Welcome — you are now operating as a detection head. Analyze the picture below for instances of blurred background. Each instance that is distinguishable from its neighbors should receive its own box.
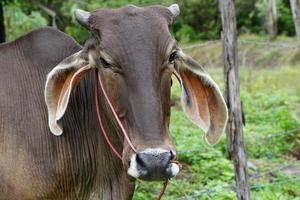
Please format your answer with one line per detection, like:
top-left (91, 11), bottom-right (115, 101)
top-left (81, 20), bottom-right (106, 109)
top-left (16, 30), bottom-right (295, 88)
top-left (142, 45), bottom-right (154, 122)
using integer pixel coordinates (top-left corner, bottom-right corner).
top-left (1, 0), bottom-right (299, 199)
top-left (1, 0), bottom-right (298, 44)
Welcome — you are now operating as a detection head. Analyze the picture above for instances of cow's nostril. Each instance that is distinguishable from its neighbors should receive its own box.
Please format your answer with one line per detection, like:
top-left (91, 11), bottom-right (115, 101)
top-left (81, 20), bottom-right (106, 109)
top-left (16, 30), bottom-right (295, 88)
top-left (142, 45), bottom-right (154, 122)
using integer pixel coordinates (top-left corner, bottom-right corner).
top-left (170, 150), bottom-right (175, 160)
top-left (133, 150), bottom-right (176, 180)
top-left (136, 152), bottom-right (147, 168)
top-left (128, 149), bottom-right (180, 180)
top-left (136, 152), bottom-right (171, 168)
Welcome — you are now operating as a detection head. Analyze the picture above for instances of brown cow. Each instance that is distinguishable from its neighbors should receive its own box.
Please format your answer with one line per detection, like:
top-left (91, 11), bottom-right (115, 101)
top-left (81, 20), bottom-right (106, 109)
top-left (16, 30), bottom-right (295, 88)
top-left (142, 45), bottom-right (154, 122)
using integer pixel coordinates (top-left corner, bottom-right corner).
top-left (0, 4), bottom-right (227, 200)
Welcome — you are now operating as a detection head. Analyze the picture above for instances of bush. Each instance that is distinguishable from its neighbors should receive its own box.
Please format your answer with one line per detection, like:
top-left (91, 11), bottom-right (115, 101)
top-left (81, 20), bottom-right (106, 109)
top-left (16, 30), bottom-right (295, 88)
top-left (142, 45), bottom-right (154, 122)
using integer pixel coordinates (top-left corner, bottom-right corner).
top-left (4, 4), bottom-right (47, 41)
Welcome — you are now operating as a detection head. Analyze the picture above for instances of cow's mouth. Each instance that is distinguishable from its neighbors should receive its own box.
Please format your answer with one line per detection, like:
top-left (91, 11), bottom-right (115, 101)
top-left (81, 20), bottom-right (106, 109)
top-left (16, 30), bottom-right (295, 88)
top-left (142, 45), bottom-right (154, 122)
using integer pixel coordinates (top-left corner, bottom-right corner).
top-left (127, 148), bottom-right (180, 181)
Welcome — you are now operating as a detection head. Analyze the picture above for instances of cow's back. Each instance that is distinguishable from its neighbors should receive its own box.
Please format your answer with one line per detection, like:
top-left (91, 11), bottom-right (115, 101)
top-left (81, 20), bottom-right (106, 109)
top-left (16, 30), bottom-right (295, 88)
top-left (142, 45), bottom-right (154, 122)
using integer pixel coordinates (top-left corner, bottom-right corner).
top-left (0, 27), bottom-right (82, 199)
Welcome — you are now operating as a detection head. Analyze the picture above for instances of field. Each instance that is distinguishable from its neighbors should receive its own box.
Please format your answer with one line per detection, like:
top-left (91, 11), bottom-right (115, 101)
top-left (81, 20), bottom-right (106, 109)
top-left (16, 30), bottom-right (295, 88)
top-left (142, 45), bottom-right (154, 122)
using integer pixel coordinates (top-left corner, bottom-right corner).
top-left (133, 36), bottom-right (300, 200)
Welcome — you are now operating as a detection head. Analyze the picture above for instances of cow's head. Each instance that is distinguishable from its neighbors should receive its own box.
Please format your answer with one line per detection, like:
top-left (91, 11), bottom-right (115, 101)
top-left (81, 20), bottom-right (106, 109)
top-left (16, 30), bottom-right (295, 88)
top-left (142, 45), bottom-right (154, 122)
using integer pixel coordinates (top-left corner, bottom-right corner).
top-left (44, 5), bottom-right (228, 181)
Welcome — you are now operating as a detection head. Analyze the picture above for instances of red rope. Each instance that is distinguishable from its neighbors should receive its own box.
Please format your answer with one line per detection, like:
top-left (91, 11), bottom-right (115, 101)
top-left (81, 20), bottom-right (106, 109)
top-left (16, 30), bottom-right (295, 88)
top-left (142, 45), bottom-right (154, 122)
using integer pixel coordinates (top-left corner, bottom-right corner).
top-left (95, 69), bottom-right (172, 200)
top-left (95, 75), bottom-right (123, 160)
top-left (157, 179), bottom-right (170, 200)
top-left (96, 71), bottom-right (137, 153)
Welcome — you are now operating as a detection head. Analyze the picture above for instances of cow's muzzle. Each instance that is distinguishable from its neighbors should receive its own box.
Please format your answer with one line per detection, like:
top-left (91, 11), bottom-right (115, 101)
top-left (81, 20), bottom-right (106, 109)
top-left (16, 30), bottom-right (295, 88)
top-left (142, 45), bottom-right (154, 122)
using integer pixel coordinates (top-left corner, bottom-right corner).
top-left (127, 148), bottom-right (180, 181)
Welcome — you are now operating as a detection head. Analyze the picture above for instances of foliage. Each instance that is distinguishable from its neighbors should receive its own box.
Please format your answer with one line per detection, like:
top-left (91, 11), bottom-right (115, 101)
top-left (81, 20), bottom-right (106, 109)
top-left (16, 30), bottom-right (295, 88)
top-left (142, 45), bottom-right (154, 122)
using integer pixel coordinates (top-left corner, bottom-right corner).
top-left (240, 67), bottom-right (300, 159)
top-left (277, 0), bottom-right (295, 36)
top-left (4, 3), bottom-right (47, 41)
top-left (133, 36), bottom-right (300, 199)
top-left (173, 0), bottom-right (220, 42)
top-left (3, 0), bottom-right (298, 44)
top-left (235, 0), bottom-right (262, 34)
top-left (253, 0), bottom-right (295, 36)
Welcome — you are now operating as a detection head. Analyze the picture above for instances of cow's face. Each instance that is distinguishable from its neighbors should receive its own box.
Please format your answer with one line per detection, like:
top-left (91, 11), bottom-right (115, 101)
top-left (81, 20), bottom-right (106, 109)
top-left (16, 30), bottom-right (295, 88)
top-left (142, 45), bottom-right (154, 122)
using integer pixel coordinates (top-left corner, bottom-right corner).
top-left (45, 5), bottom-right (228, 181)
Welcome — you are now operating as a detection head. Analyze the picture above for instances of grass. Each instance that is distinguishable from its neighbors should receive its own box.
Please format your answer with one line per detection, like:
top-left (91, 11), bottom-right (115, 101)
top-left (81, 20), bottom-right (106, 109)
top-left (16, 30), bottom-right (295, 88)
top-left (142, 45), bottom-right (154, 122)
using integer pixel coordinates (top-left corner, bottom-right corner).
top-left (182, 35), bottom-right (300, 69)
top-left (133, 35), bottom-right (300, 200)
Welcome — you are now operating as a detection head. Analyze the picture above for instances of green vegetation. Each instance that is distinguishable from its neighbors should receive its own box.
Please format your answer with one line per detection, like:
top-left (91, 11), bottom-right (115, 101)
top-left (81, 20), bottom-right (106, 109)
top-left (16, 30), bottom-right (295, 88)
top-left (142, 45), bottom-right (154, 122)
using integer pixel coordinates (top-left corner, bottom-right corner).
top-left (133, 39), bottom-right (300, 199)
top-left (134, 35), bottom-right (300, 200)
top-left (2, 0), bottom-right (298, 44)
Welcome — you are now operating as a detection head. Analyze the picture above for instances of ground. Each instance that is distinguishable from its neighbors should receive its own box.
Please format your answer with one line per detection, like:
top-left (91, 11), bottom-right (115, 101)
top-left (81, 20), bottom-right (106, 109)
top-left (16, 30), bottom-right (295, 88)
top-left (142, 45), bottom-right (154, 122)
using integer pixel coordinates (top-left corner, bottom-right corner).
top-left (133, 35), bottom-right (300, 200)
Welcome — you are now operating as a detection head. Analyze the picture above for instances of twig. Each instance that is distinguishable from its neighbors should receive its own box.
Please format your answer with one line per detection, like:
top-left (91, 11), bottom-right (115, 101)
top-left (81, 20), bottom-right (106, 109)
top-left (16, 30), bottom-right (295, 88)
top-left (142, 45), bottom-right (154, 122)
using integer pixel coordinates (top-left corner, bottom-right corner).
top-left (37, 4), bottom-right (57, 28)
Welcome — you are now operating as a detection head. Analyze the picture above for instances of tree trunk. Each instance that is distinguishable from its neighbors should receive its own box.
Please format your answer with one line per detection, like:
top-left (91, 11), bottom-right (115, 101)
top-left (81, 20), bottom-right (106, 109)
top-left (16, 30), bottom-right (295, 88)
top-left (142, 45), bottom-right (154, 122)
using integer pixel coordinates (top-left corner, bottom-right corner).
top-left (219, 0), bottom-right (251, 200)
top-left (0, 2), bottom-right (5, 43)
top-left (266, 0), bottom-right (277, 40)
top-left (290, 0), bottom-right (300, 45)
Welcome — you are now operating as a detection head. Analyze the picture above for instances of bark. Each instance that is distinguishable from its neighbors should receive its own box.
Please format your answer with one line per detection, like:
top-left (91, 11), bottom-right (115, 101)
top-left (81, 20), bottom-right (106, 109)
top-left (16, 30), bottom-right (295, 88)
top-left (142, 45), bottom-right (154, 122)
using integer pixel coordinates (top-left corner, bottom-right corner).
top-left (219, 0), bottom-right (251, 200)
top-left (290, 0), bottom-right (300, 45)
top-left (0, 2), bottom-right (5, 43)
top-left (266, 0), bottom-right (277, 40)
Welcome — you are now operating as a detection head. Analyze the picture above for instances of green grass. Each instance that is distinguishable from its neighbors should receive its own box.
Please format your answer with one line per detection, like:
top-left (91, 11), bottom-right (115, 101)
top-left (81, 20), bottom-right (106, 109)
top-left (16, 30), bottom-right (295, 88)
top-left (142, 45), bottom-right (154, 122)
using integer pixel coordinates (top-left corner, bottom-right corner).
top-left (133, 37), bottom-right (300, 199)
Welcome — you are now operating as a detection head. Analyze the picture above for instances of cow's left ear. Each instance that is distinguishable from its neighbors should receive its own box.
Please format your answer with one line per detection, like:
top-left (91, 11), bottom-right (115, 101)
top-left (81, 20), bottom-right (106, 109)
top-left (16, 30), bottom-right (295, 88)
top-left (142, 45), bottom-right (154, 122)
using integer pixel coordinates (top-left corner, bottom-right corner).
top-left (174, 50), bottom-right (228, 146)
top-left (44, 51), bottom-right (92, 136)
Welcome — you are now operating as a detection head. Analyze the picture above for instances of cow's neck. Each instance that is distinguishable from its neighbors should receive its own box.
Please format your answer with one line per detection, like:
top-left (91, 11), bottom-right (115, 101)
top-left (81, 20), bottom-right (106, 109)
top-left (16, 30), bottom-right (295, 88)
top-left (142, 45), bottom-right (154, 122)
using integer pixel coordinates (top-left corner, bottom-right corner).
top-left (62, 72), bottom-right (135, 199)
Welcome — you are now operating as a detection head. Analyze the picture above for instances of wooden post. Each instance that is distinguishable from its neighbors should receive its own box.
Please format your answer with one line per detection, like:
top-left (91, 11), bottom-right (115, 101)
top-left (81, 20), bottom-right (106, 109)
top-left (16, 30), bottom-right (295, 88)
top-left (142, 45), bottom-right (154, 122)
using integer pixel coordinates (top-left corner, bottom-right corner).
top-left (0, 2), bottom-right (5, 43)
top-left (219, 0), bottom-right (250, 200)
top-left (290, 0), bottom-right (300, 46)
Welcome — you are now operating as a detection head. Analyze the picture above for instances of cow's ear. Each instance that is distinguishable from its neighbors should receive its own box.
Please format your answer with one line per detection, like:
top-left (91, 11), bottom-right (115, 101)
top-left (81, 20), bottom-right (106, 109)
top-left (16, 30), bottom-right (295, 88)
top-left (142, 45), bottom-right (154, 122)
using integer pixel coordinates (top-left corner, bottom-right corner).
top-left (44, 51), bottom-right (92, 136)
top-left (174, 50), bottom-right (228, 146)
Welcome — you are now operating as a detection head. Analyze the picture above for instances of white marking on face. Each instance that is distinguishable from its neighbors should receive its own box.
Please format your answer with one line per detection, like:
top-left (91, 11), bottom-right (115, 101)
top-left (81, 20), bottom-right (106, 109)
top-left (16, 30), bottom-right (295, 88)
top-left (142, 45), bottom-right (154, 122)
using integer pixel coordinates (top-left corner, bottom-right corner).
top-left (169, 163), bottom-right (180, 176)
top-left (140, 148), bottom-right (171, 155)
top-left (127, 154), bottom-right (139, 178)
top-left (88, 52), bottom-right (96, 66)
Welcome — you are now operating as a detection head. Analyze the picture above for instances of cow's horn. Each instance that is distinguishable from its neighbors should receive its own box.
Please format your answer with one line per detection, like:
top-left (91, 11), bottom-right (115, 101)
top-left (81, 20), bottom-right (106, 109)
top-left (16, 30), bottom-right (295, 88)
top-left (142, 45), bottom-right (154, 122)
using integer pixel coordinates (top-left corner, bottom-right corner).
top-left (168, 4), bottom-right (180, 18)
top-left (75, 9), bottom-right (91, 29)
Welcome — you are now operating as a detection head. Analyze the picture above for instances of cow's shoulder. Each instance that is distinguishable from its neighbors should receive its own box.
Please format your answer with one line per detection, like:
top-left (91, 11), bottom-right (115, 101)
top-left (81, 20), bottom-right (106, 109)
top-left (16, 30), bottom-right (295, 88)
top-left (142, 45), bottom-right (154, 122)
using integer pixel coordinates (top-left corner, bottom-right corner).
top-left (19, 27), bottom-right (82, 63)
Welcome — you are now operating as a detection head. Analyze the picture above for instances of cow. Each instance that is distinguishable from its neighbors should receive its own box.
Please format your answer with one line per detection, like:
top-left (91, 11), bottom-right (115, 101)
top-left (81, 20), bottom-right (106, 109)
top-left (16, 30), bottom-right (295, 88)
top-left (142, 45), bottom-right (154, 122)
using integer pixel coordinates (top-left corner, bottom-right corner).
top-left (0, 4), bottom-right (228, 200)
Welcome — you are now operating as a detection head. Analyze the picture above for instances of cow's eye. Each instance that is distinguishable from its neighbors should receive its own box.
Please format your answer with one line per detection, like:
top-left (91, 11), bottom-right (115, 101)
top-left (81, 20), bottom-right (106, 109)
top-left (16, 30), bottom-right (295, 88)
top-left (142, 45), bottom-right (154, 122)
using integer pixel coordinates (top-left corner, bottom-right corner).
top-left (99, 57), bottom-right (111, 68)
top-left (169, 51), bottom-right (178, 64)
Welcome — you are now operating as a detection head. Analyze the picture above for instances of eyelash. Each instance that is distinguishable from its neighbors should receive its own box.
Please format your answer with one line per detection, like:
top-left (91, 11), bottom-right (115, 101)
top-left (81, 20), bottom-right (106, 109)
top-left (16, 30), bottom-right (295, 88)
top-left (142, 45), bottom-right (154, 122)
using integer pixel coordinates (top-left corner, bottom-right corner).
top-left (169, 51), bottom-right (178, 64)
top-left (99, 57), bottom-right (111, 68)
top-left (99, 52), bottom-right (178, 69)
